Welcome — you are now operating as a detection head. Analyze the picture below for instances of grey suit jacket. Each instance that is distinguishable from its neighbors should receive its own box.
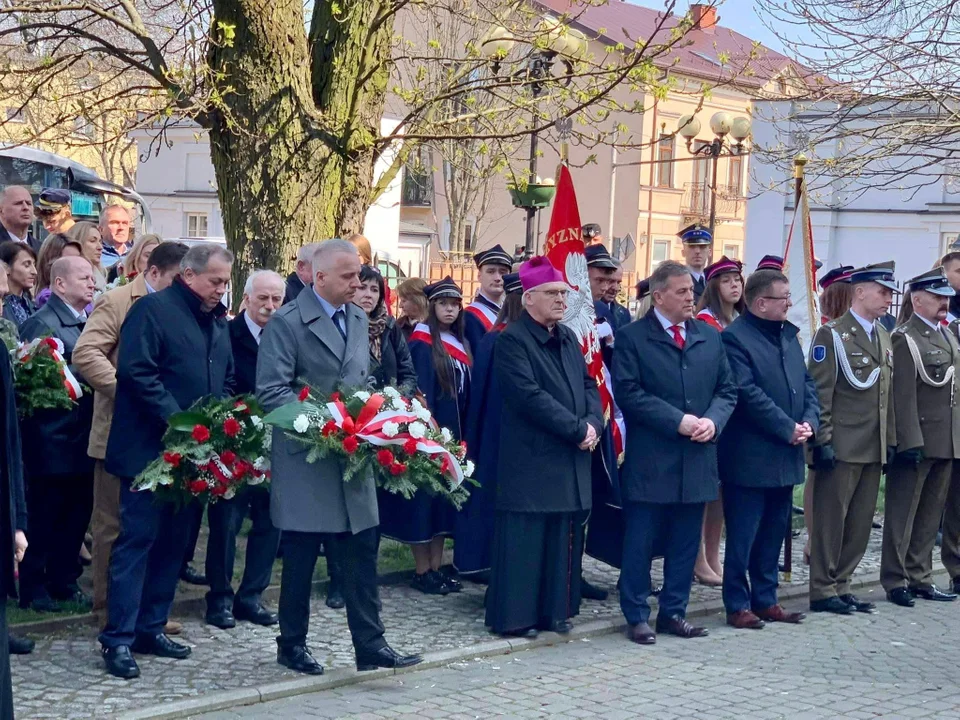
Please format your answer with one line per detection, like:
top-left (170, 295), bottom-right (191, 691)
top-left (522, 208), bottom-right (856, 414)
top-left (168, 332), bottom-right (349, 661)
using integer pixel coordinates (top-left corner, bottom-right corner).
top-left (257, 288), bottom-right (378, 534)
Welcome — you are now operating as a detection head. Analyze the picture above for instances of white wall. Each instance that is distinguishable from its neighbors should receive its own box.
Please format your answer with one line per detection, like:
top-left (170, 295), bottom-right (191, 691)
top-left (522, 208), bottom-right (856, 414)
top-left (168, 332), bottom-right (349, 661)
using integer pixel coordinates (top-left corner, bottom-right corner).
top-left (747, 100), bottom-right (960, 284)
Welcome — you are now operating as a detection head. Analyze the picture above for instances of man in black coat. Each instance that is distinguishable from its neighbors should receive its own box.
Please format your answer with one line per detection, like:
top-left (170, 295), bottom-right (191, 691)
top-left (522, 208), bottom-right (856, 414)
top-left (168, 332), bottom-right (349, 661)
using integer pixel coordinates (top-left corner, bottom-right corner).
top-left (614, 260), bottom-right (736, 645)
top-left (283, 243), bottom-right (320, 305)
top-left (99, 243), bottom-right (235, 680)
top-left (485, 257), bottom-right (603, 638)
top-left (205, 270), bottom-right (285, 630)
top-left (718, 269), bottom-right (819, 630)
top-left (18, 256), bottom-right (96, 612)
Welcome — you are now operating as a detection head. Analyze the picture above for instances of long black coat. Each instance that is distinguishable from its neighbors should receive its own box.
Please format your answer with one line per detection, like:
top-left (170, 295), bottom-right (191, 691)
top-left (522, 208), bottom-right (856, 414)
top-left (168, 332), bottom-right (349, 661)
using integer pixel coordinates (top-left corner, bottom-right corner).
top-left (106, 278), bottom-right (235, 479)
top-left (718, 311), bottom-right (820, 488)
top-left (613, 309), bottom-right (737, 504)
top-left (283, 272), bottom-right (305, 306)
top-left (0, 345), bottom-right (26, 597)
top-left (494, 311), bottom-right (603, 514)
top-left (228, 311), bottom-right (259, 395)
top-left (19, 294), bottom-right (94, 476)
top-left (368, 317), bottom-right (416, 395)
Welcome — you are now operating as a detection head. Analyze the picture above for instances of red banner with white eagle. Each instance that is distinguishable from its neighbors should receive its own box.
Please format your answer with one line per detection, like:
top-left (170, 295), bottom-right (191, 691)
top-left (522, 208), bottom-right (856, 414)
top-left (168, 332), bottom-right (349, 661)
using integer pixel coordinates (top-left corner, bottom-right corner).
top-left (542, 164), bottom-right (623, 463)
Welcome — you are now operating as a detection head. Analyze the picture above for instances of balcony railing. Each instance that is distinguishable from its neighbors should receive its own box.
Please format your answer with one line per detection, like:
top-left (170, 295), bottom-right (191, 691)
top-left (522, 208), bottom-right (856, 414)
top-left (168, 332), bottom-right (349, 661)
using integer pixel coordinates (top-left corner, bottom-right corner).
top-left (401, 171), bottom-right (433, 207)
top-left (681, 182), bottom-right (744, 218)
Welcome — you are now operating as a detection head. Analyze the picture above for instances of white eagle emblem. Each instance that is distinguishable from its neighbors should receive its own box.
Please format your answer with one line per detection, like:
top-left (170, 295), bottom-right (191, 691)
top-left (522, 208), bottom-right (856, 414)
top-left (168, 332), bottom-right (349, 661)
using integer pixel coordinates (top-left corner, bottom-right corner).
top-left (562, 250), bottom-right (601, 365)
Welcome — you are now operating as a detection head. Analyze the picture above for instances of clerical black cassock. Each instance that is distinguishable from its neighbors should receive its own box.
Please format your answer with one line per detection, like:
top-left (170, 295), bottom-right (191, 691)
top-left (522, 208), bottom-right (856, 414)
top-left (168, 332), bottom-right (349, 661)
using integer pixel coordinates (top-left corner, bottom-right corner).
top-left (486, 307), bottom-right (602, 635)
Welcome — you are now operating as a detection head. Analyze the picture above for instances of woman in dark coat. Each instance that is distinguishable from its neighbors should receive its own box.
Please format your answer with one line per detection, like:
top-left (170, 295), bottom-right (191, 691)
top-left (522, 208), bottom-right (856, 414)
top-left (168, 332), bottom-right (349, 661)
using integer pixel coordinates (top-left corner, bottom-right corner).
top-left (456, 273), bottom-right (523, 582)
top-left (0, 241), bottom-right (37, 328)
top-left (354, 265), bottom-right (417, 395)
top-left (383, 276), bottom-right (470, 595)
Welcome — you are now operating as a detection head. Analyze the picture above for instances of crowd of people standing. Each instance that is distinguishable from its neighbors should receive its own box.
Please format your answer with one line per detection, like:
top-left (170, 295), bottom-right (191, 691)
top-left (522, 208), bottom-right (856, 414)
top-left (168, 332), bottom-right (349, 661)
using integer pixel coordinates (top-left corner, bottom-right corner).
top-left (2, 181), bottom-right (960, 715)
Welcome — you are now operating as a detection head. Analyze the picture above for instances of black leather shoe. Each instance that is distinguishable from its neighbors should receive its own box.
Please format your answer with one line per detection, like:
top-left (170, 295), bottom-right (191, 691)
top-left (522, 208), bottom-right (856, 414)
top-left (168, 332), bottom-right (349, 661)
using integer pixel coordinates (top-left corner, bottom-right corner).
top-left (325, 585), bottom-right (345, 609)
top-left (887, 588), bottom-right (915, 608)
top-left (180, 564), bottom-right (208, 585)
top-left (410, 570), bottom-right (449, 595)
top-left (655, 615), bottom-right (708, 638)
top-left (277, 645), bottom-right (324, 675)
top-left (499, 627), bottom-right (538, 639)
top-left (580, 578), bottom-right (608, 601)
top-left (356, 645), bottom-right (423, 672)
top-left (131, 633), bottom-right (192, 659)
top-left (205, 608), bottom-right (236, 629)
top-left (441, 573), bottom-right (463, 593)
top-left (809, 596), bottom-right (853, 615)
top-left (909, 584), bottom-right (958, 602)
top-left (543, 620), bottom-right (573, 634)
top-left (233, 602), bottom-right (278, 626)
top-left (8, 635), bottom-right (34, 655)
top-left (838, 594), bottom-right (877, 613)
top-left (102, 646), bottom-right (140, 679)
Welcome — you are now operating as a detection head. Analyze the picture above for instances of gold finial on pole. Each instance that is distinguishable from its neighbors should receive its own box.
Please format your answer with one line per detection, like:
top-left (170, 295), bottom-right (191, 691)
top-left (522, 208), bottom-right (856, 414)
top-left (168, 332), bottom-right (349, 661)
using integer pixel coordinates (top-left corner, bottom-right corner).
top-left (794, 153), bottom-right (808, 179)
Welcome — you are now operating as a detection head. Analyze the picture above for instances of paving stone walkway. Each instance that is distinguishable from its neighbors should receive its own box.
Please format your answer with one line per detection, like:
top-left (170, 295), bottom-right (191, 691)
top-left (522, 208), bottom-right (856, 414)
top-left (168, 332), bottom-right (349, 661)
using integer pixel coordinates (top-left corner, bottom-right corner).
top-left (194, 589), bottom-right (960, 720)
top-left (12, 526), bottom-right (896, 719)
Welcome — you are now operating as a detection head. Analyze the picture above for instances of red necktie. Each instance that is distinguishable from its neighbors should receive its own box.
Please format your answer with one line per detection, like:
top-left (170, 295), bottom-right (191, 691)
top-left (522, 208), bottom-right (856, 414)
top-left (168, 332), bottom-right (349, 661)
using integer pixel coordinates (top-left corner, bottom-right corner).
top-left (671, 324), bottom-right (685, 350)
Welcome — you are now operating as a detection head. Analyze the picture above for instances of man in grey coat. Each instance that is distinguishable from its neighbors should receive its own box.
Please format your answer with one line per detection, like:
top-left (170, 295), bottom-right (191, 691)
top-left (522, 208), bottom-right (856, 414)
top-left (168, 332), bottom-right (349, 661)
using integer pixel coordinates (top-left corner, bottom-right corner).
top-left (257, 239), bottom-right (421, 676)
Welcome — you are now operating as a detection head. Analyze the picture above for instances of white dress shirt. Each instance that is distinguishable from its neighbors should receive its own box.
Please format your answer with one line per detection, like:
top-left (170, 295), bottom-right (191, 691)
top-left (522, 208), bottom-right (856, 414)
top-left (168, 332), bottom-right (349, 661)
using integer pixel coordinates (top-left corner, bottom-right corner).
top-left (244, 311), bottom-right (263, 345)
top-left (654, 307), bottom-right (686, 341)
top-left (849, 308), bottom-right (876, 341)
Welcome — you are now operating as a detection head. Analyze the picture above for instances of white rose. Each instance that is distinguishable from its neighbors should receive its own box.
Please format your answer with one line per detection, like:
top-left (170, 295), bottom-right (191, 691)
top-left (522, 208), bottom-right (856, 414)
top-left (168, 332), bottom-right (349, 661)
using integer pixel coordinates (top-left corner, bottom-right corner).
top-left (382, 421), bottom-right (400, 438)
top-left (440, 427), bottom-right (453, 443)
top-left (354, 390), bottom-right (371, 402)
top-left (293, 414), bottom-right (310, 434)
top-left (409, 421), bottom-right (427, 440)
top-left (464, 460), bottom-right (475, 478)
top-left (250, 416), bottom-right (263, 429)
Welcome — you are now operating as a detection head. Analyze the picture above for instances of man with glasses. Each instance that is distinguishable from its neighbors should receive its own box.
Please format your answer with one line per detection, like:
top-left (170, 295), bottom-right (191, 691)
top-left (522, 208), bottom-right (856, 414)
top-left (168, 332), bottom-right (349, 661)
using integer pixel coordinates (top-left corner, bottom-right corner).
top-left (807, 262), bottom-right (898, 615)
top-left (718, 269), bottom-right (819, 630)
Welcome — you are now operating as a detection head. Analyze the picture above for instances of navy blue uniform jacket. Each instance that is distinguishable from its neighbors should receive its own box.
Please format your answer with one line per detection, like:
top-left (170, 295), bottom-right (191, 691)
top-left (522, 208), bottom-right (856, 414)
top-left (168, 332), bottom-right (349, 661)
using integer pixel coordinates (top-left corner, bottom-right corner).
top-left (106, 278), bottom-right (235, 479)
top-left (613, 310), bottom-right (737, 504)
top-left (718, 311), bottom-right (820, 488)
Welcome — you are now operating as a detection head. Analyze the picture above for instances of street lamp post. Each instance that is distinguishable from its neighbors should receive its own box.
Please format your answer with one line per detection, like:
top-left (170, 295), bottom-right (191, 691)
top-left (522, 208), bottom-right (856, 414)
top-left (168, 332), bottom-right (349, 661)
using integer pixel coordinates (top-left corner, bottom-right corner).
top-left (677, 112), bottom-right (751, 240)
top-left (483, 20), bottom-right (585, 255)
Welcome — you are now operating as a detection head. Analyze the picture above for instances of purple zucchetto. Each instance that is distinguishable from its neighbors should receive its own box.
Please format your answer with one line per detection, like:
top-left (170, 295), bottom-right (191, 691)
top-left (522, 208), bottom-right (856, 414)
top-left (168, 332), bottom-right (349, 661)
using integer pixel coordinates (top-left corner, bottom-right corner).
top-left (519, 256), bottom-right (565, 292)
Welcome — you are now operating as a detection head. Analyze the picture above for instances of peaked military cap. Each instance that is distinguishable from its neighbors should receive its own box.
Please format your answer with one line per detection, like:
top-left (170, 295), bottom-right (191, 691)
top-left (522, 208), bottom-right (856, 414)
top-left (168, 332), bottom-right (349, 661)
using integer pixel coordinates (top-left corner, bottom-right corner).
top-left (503, 272), bottom-right (522, 295)
top-left (423, 276), bottom-right (462, 301)
top-left (35, 188), bottom-right (71, 211)
top-left (756, 254), bottom-right (784, 272)
top-left (678, 223), bottom-right (712, 245)
top-left (849, 261), bottom-right (899, 292)
top-left (584, 244), bottom-right (618, 270)
top-left (819, 265), bottom-right (854, 290)
top-left (907, 267), bottom-right (955, 297)
top-left (704, 256), bottom-right (743, 282)
top-left (473, 244), bottom-right (513, 269)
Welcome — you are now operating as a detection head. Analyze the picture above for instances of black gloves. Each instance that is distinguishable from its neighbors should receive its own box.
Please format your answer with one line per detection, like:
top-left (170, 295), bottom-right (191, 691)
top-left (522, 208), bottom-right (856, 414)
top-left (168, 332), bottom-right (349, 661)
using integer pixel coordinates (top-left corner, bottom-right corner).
top-left (812, 444), bottom-right (836, 471)
top-left (894, 448), bottom-right (924, 467)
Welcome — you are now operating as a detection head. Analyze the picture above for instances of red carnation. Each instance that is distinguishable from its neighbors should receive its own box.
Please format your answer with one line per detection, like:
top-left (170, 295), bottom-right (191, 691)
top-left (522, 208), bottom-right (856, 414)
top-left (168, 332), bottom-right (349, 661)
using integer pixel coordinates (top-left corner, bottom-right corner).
top-left (330, 391), bottom-right (341, 402)
top-left (220, 450), bottom-right (237, 466)
top-left (41, 337), bottom-right (59, 350)
top-left (389, 462), bottom-right (406, 476)
top-left (298, 386), bottom-right (311, 402)
top-left (440, 456), bottom-right (451, 474)
top-left (342, 435), bottom-right (359, 454)
top-left (403, 438), bottom-right (418, 455)
top-left (211, 483), bottom-right (228, 497)
top-left (163, 452), bottom-right (182, 468)
top-left (223, 417), bottom-right (242, 438)
top-left (192, 424), bottom-right (211, 443)
top-left (188, 480), bottom-right (207, 494)
top-left (377, 449), bottom-right (394, 467)
top-left (234, 400), bottom-right (249, 413)
top-left (233, 460), bottom-right (251, 479)
top-left (457, 441), bottom-right (468, 459)
top-left (321, 420), bottom-right (338, 437)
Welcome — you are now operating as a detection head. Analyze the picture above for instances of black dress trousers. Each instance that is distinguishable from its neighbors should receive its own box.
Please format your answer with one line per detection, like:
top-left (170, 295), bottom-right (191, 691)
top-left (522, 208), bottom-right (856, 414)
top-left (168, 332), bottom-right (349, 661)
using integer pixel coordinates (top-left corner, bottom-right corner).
top-left (278, 527), bottom-right (385, 653)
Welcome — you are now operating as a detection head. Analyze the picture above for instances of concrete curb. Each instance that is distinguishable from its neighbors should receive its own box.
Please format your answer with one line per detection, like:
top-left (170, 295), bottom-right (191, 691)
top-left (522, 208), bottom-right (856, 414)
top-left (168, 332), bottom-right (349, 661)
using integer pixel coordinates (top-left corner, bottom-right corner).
top-left (116, 566), bottom-right (950, 720)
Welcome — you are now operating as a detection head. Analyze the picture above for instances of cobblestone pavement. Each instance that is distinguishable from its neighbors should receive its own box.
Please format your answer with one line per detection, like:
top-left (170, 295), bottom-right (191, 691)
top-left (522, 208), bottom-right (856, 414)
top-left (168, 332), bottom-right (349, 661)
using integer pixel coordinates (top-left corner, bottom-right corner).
top-left (193, 595), bottom-right (960, 720)
top-left (12, 527), bottom-right (895, 719)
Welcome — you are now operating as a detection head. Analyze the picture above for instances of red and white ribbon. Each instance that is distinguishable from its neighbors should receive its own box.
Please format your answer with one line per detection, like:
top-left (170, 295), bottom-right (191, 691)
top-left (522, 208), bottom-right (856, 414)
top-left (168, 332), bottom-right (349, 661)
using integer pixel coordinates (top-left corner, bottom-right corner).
top-left (409, 323), bottom-right (471, 367)
top-left (17, 336), bottom-right (83, 401)
top-left (326, 394), bottom-right (465, 487)
top-left (465, 303), bottom-right (497, 331)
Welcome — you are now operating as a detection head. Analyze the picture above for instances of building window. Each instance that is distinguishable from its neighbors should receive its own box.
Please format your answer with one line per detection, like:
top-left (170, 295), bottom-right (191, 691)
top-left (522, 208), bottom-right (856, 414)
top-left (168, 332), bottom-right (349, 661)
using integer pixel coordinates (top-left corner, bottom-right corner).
top-left (728, 155), bottom-right (743, 195)
top-left (401, 146), bottom-right (433, 207)
top-left (655, 135), bottom-right (675, 188)
top-left (73, 117), bottom-right (95, 139)
top-left (723, 244), bottom-right (740, 259)
top-left (652, 239), bottom-right (670, 268)
top-left (5, 108), bottom-right (24, 123)
top-left (186, 213), bottom-right (208, 237)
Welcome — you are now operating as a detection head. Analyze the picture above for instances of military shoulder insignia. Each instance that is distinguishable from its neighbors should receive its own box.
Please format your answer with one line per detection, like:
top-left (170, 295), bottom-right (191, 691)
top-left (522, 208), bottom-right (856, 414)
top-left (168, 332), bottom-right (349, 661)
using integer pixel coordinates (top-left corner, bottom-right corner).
top-left (825, 319), bottom-right (838, 328)
top-left (812, 345), bottom-right (827, 362)
top-left (840, 332), bottom-right (851, 342)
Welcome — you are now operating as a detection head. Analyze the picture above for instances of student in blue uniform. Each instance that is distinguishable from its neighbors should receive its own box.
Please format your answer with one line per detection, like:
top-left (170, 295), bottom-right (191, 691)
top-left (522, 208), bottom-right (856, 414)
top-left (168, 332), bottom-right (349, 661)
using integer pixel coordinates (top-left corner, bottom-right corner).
top-left (457, 273), bottom-right (523, 584)
top-left (463, 245), bottom-right (513, 353)
top-left (382, 276), bottom-right (471, 595)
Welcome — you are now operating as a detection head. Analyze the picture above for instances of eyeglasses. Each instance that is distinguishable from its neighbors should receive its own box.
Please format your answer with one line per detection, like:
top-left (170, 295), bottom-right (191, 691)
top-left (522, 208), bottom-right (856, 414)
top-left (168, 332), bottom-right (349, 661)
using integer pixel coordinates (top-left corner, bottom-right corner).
top-left (762, 294), bottom-right (792, 302)
top-left (530, 289), bottom-right (568, 299)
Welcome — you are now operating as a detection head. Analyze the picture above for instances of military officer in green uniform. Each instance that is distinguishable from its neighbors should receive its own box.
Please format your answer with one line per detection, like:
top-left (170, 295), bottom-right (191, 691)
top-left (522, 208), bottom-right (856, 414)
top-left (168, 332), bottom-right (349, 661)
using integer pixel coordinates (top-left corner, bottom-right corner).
top-left (941, 309), bottom-right (960, 595)
top-left (807, 262), bottom-right (898, 615)
top-left (882, 269), bottom-right (960, 607)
